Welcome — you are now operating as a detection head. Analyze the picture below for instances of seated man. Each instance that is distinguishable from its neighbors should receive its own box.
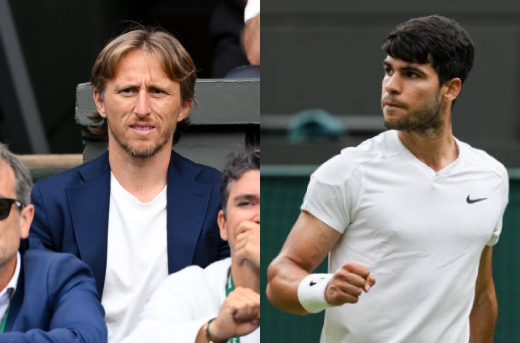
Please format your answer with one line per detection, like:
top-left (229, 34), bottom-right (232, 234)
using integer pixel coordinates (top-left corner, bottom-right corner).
top-left (30, 27), bottom-right (229, 342)
top-left (123, 148), bottom-right (260, 343)
top-left (0, 143), bottom-right (106, 342)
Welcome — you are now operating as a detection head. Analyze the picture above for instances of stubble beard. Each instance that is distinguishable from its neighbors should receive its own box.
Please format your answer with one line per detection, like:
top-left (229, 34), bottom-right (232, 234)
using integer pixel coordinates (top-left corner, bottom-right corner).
top-left (108, 124), bottom-right (175, 158)
top-left (383, 92), bottom-right (443, 134)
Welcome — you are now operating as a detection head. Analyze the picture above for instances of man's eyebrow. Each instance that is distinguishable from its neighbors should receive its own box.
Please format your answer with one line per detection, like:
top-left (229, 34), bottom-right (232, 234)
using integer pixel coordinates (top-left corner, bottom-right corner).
top-left (383, 60), bottom-right (422, 70)
top-left (400, 65), bottom-right (423, 72)
top-left (384, 61), bottom-right (426, 76)
top-left (112, 83), bottom-right (138, 91)
top-left (233, 194), bottom-right (258, 202)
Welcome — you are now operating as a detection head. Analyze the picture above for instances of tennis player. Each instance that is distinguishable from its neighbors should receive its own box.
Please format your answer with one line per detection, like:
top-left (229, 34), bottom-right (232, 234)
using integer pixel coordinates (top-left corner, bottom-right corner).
top-left (267, 15), bottom-right (508, 343)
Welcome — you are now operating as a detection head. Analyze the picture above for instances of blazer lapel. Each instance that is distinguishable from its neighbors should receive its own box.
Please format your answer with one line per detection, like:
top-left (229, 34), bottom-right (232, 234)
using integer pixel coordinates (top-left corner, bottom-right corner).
top-left (67, 154), bottom-right (110, 297)
top-left (166, 157), bottom-right (214, 274)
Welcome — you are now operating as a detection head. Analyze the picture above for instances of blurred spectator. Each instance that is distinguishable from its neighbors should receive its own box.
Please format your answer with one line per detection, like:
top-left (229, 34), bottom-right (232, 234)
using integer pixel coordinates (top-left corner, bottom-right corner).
top-left (209, 0), bottom-right (249, 78)
top-left (242, 0), bottom-right (260, 66)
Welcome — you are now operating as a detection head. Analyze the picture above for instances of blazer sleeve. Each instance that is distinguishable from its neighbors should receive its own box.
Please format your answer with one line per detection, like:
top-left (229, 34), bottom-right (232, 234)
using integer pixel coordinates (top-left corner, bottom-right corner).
top-left (0, 253), bottom-right (107, 343)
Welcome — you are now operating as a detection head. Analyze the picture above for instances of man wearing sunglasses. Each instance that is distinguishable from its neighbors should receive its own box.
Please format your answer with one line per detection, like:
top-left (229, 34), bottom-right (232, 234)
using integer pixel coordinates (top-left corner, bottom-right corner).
top-left (0, 143), bottom-right (107, 342)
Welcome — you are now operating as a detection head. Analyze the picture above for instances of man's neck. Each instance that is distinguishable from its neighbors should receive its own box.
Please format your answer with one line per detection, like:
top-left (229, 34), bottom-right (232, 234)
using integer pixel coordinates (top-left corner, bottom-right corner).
top-left (108, 143), bottom-right (172, 202)
top-left (230, 259), bottom-right (260, 294)
top-left (398, 121), bottom-right (458, 173)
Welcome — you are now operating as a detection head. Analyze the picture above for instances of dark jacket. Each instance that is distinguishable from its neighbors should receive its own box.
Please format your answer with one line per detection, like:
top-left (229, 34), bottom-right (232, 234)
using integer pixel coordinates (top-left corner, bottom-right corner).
top-left (29, 151), bottom-right (229, 296)
top-left (0, 238), bottom-right (107, 342)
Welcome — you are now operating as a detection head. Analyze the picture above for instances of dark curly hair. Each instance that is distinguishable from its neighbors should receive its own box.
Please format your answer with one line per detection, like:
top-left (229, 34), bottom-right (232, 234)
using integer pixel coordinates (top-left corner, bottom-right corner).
top-left (382, 15), bottom-right (475, 86)
top-left (220, 148), bottom-right (260, 217)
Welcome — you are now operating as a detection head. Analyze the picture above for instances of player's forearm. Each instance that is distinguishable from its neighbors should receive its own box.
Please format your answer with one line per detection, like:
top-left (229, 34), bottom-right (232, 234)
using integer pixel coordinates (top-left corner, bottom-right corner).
top-left (266, 256), bottom-right (310, 315)
top-left (469, 286), bottom-right (497, 343)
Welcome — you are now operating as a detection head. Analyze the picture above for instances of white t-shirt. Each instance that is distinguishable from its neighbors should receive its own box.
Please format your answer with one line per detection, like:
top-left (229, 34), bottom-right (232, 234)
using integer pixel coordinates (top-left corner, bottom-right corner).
top-left (301, 130), bottom-right (509, 343)
top-left (122, 258), bottom-right (260, 343)
top-left (102, 174), bottom-right (169, 343)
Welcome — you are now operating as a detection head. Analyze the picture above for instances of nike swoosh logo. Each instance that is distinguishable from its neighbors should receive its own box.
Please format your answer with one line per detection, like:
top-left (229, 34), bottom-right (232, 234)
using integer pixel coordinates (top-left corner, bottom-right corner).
top-left (309, 277), bottom-right (325, 286)
top-left (466, 195), bottom-right (488, 204)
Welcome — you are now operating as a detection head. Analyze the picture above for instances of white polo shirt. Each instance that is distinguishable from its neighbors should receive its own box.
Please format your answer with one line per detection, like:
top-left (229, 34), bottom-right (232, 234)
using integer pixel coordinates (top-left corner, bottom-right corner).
top-left (301, 130), bottom-right (509, 343)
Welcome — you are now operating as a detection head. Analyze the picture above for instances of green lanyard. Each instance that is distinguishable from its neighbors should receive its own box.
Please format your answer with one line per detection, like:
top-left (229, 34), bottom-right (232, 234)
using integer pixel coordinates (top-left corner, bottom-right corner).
top-left (226, 272), bottom-right (240, 343)
top-left (0, 304), bottom-right (10, 333)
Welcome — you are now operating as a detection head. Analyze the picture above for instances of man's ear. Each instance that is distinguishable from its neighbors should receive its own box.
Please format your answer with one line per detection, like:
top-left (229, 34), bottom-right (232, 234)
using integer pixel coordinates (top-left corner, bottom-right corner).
top-left (443, 78), bottom-right (462, 102)
top-left (19, 204), bottom-right (34, 239)
top-left (93, 89), bottom-right (107, 118)
top-left (218, 209), bottom-right (228, 241)
top-left (177, 100), bottom-right (193, 123)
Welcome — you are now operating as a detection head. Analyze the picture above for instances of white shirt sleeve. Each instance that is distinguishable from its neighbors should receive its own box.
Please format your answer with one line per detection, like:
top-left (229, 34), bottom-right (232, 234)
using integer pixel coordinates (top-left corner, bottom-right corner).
top-left (122, 262), bottom-right (227, 343)
top-left (244, 0), bottom-right (260, 22)
top-left (301, 157), bottom-right (353, 234)
top-left (486, 167), bottom-right (509, 246)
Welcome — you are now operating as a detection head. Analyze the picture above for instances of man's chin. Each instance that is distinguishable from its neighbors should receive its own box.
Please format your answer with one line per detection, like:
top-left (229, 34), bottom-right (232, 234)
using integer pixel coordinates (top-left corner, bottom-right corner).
top-left (124, 143), bottom-right (161, 158)
top-left (123, 138), bottom-right (173, 158)
top-left (383, 118), bottom-right (403, 130)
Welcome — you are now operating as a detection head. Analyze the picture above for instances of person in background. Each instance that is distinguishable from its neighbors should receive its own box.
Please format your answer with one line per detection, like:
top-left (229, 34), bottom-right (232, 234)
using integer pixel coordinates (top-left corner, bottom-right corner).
top-left (242, 0), bottom-right (259, 66)
top-left (29, 27), bottom-right (229, 342)
top-left (0, 142), bottom-right (106, 343)
top-left (123, 148), bottom-right (260, 343)
top-left (209, 0), bottom-right (250, 78)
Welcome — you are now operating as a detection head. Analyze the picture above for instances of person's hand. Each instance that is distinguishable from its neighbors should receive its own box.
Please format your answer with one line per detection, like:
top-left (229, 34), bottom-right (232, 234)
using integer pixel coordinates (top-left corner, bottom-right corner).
top-left (209, 287), bottom-right (260, 342)
top-left (325, 262), bottom-right (376, 306)
top-left (235, 221), bottom-right (260, 268)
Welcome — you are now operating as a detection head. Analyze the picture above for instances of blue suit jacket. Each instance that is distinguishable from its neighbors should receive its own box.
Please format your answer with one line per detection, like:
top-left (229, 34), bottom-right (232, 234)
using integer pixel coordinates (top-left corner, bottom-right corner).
top-left (0, 239), bottom-right (107, 343)
top-left (29, 151), bottom-right (229, 296)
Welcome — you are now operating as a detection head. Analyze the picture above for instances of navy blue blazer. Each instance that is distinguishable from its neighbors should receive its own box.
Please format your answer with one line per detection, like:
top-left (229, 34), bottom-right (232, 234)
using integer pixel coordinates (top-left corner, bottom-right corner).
top-left (29, 151), bottom-right (230, 296)
top-left (0, 239), bottom-right (107, 342)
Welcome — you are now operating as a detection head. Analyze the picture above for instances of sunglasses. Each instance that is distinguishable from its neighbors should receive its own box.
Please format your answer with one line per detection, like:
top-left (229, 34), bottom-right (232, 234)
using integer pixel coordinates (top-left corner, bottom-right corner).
top-left (0, 198), bottom-right (24, 220)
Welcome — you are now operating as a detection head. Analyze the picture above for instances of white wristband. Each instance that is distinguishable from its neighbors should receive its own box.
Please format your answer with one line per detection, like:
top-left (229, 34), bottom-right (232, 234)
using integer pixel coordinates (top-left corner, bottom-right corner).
top-left (297, 273), bottom-right (333, 313)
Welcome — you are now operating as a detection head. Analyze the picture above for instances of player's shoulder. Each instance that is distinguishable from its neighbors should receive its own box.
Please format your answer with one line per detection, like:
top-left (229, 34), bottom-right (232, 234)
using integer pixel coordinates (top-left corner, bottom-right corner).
top-left (314, 130), bottom-right (399, 182)
top-left (458, 139), bottom-right (508, 181)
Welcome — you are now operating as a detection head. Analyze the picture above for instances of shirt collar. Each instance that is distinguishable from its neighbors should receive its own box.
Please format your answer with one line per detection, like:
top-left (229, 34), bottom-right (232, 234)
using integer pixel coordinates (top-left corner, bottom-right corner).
top-left (0, 252), bottom-right (21, 302)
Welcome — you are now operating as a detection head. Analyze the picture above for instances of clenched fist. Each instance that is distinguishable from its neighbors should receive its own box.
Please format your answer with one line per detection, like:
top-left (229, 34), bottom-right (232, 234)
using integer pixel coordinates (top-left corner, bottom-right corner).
top-left (209, 287), bottom-right (260, 342)
top-left (325, 262), bottom-right (376, 306)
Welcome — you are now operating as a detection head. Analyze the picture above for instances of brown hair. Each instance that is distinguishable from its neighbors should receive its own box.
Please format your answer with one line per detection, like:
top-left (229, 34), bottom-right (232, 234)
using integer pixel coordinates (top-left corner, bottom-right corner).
top-left (88, 27), bottom-right (196, 144)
